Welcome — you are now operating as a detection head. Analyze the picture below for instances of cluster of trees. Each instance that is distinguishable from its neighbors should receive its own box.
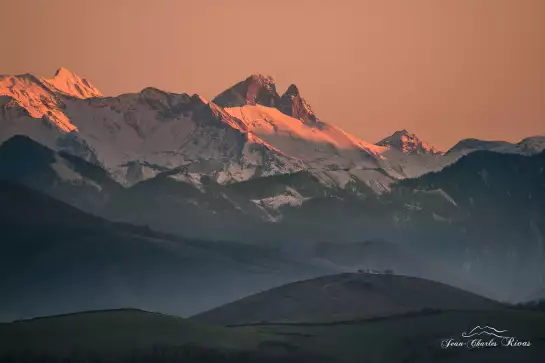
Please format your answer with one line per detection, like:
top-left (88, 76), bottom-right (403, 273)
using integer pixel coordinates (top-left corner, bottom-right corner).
top-left (357, 268), bottom-right (394, 275)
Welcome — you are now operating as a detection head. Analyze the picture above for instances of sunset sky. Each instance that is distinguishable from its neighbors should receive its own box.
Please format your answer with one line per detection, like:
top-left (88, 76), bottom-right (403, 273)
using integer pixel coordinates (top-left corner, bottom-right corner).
top-left (2, 0), bottom-right (544, 150)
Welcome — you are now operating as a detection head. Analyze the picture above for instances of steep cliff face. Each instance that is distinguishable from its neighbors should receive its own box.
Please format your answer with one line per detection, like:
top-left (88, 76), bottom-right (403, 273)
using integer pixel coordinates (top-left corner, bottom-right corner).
top-left (278, 84), bottom-right (319, 123)
top-left (212, 73), bottom-right (280, 108)
top-left (377, 129), bottom-right (442, 155)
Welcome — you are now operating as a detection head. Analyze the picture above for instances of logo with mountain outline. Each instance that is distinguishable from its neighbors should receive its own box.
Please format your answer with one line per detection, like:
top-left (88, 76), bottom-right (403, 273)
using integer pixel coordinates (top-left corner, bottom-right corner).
top-left (441, 325), bottom-right (531, 349)
top-left (461, 325), bottom-right (511, 339)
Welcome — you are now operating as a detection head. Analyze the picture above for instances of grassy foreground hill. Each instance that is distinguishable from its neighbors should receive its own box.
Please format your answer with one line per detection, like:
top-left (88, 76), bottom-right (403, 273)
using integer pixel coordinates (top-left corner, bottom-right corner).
top-left (229, 309), bottom-right (545, 363)
top-left (0, 309), bottom-right (328, 363)
top-left (1, 309), bottom-right (544, 363)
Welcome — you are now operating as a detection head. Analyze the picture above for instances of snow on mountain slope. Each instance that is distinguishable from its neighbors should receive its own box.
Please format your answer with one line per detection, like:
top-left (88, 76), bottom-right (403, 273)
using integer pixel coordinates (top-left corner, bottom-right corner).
top-left (447, 138), bottom-right (515, 155)
top-left (377, 148), bottom-right (446, 178)
top-left (1, 71), bottom-right (307, 187)
top-left (4, 68), bottom-right (545, 228)
top-left (377, 129), bottom-right (441, 155)
top-left (346, 168), bottom-right (397, 193)
top-left (371, 130), bottom-right (445, 178)
top-left (60, 90), bottom-right (305, 185)
top-left (0, 95), bottom-right (63, 149)
top-left (6, 69), bottom-right (541, 200)
top-left (215, 78), bottom-right (449, 185)
top-left (515, 136), bottom-right (545, 155)
top-left (0, 73), bottom-right (76, 132)
top-left (59, 89), bottom-right (198, 170)
top-left (445, 136), bottom-right (545, 164)
top-left (214, 74), bottom-right (408, 189)
top-left (224, 105), bottom-right (381, 165)
top-left (251, 186), bottom-right (309, 222)
top-left (41, 67), bottom-right (103, 99)
top-left (0, 70), bottom-right (450, 200)
top-left (0, 68), bottom-right (102, 134)
top-left (223, 104), bottom-right (407, 192)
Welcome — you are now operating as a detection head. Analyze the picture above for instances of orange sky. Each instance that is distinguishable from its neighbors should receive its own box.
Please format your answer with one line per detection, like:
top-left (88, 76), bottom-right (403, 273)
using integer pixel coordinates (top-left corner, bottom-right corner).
top-left (2, 0), bottom-right (544, 150)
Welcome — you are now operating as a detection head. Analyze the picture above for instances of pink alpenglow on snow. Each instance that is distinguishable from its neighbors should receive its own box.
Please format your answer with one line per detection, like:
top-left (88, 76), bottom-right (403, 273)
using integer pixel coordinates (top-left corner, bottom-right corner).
top-left (42, 67), bottom-right (103, 99)
top-left (377, 130), bottom-right (442, 155)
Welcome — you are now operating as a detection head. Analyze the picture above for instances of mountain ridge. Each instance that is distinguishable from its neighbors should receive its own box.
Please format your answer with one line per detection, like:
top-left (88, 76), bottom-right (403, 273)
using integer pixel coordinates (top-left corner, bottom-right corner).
top-left (1, 68), bottom-right (544, 193)
top-left (376, 129), bottom-right (442, 155)
top-left (0, 70), bottom-right (402, 190)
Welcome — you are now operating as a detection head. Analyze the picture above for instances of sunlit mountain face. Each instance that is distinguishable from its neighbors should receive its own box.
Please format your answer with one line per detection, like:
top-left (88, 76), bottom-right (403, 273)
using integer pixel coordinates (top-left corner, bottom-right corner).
top-left (1, 67), bottom-right (545, 362)
top-left (4, 69), bottom-right (543, 188)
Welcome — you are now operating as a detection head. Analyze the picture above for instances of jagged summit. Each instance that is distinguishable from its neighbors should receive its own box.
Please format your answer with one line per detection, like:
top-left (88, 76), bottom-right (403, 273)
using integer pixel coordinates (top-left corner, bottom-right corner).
top-left (212, 74), bottom-right (321, 124)
top-left (247, 73), bottom-right (276, 84)
top-left (283, 84), bottom-right (300, 96)
top-left (53, 67), bottom-right (76, 78)
top-left (212, 73), bottom-right (279, 108)
top-left (43, 67), bottom-right (102, 99)
top-left (0, 68), bottom-right (102, 100)
top-left (377, 129), bottom-right (441, 155)
top-left (191, 94), bottom-right (209, 104)
top-left (278, 83), bottom-right (318, 123)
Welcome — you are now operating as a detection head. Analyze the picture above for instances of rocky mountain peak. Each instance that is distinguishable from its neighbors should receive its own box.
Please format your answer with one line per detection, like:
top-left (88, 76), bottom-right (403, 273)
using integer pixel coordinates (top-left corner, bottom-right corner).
top-left (212, 73), bottom-right (280, 108)
top-left (278, 84), bottom-right (318, 123)
top-left (44, 67), bottom-right (102, 99)
top-left (377, 129), bottom-right (441, 155)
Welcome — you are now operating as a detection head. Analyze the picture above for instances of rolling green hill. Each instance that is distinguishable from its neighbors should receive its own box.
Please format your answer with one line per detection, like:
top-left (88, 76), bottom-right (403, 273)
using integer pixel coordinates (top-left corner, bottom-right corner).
top-left (191, 273), bottom-right (502, 325)
top-left (230, 309), bottom-right (545, 363)
top-left (1, 308), bottom-right (544, 363)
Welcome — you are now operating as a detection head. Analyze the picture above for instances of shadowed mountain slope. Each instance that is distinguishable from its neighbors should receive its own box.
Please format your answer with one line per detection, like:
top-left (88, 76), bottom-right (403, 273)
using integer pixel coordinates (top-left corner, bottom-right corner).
top-left (0, 181), bottom-right (329, 322)
top-left (191, 273), bottom-right (502, 325)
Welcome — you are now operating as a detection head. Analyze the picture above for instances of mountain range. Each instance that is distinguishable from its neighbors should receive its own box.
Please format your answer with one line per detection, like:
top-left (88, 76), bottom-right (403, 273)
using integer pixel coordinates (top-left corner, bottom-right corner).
top-left (1, 68), bottom-right (545, 305)
top-left (4, 69), bottom-right (543, 190)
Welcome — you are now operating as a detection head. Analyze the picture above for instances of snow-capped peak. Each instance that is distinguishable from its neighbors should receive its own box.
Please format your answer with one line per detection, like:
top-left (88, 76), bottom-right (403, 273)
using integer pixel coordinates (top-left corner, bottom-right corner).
top-left (376, 129), bottom-right (441, 155)
top-left (54, 67), bottom-right (78, 79)
top-left (446, 138), bottom-right (514, 155)
top-left (516, 136), bottom-right (545, 155)
top-left (446, 135), bottom-right (545, 156)
top-left (42, 67), bottom-right (102, 99)
top-left (214, 75), bottom-right (321, 124)
top-left (278, 84), bottom-right (318, 123)
top-left (0, 70), bottom-right (78, 132)
top-left (212, 73), bottom-right (280, 108)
